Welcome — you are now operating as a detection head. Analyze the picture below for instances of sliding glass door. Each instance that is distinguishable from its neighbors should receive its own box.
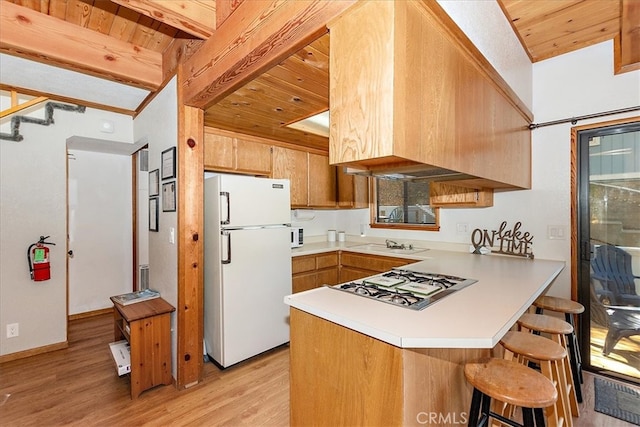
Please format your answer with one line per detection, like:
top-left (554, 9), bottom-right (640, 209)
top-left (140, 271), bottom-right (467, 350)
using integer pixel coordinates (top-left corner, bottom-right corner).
top-left (577, 121), bottom-right (640, 382)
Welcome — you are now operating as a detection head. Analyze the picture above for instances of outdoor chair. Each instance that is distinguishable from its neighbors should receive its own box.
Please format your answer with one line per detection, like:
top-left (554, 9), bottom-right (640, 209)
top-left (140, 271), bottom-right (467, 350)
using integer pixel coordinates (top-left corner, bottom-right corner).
top-left (590, 279), bottom-right (640, 356)
top-left (591, 244), bottom-right (640, 306)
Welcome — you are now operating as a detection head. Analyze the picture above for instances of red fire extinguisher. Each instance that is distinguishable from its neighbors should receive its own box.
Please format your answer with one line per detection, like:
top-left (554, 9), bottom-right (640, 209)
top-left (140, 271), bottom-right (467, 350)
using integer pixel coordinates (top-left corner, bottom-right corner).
top-left (27, 236), bottom-right (56, 281)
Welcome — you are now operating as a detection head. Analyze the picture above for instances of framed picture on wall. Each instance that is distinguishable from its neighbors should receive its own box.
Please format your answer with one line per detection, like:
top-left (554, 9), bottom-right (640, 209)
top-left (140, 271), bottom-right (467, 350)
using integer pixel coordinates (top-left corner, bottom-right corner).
top-left (161, 147), bottom-right (176, 180)
top-left (149, 197), bottom-right (159, 231)
top-left (162, 181), bottom-right (176, 212)
top-left (149, 169), bottom-right (159, 197)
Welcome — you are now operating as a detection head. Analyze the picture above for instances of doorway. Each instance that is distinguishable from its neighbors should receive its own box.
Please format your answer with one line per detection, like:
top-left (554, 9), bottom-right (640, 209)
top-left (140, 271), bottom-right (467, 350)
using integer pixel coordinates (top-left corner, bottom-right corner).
top-left (575, 118), bottom-right (640, 382)
top-left (66, 147), bottom-right (134, 316)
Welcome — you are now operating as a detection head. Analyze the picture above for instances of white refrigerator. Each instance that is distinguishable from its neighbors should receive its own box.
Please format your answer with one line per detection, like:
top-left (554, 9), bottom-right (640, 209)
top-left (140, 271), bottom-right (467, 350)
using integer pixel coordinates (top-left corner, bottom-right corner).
top-left (204, 173), bottom-right (292, 368)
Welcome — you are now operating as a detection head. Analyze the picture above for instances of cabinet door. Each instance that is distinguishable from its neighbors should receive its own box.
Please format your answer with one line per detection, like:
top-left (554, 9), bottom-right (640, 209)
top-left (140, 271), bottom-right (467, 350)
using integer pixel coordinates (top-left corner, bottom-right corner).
top-left (272, 146), bottom-right (308, 207)
top-left (316, 268), bottom-right (339, 286)
top-left (293, 271), bottom-right (317, 293)
top-left (340, 252), bottom-right (413, 272)
top-left (339, 266), bottom-right (377, 282)
top-left (236, 137), bottom-right (272, 175)
top-left (337, 169), bottom-right (369, 208)
top-left (204, 132), bottom-right (234, 171)
top-left (429, 182), bottom-right (493, 208)
top-left (308, 153), bottom-right (336, 207)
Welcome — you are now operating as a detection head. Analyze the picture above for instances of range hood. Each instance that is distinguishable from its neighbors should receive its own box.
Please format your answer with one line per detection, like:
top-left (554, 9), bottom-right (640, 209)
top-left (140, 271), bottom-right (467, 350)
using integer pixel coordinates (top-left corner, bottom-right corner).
top-left (343, 164), bottom-right (475, 182)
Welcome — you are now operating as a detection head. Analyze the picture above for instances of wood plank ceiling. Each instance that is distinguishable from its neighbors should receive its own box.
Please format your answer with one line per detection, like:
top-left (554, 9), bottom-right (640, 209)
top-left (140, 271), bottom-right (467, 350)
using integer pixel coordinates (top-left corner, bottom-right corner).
top-left (1, 0), bottom-right (636, 152)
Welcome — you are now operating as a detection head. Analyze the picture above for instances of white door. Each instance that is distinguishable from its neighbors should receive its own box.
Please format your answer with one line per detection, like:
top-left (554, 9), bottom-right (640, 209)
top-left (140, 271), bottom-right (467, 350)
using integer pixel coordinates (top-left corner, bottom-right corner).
top-left (67, 150), bottom-right (132, 315)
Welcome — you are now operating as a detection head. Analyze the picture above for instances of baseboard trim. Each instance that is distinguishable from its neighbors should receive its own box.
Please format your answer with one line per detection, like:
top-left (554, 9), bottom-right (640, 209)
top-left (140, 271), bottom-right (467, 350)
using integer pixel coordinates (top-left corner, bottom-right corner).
top-left (68, 307), bottom-right (113, 321)
top-left (0, 341), bottom-right (68, 364)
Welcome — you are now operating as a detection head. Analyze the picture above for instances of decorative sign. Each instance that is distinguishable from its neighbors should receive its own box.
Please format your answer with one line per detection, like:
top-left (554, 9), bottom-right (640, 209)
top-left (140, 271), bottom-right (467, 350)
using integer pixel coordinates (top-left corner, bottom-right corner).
top-left (471, 221), bottom-right (534, 259)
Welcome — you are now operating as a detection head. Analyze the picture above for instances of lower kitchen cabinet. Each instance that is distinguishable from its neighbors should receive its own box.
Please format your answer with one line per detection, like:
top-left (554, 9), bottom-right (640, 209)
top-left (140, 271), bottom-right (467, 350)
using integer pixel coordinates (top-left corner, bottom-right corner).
top-left (292, 252), bottom-right (339, 293)
top-left (339, 252), bottom-right (414, 282)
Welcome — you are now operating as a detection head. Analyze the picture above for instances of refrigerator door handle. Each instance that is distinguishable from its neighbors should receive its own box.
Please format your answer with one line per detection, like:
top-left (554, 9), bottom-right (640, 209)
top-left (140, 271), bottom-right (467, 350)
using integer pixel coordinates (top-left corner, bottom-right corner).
top-left (220, 191), bottom-right (230, 225)
top-left (221, 231), bottom-right (231, 264)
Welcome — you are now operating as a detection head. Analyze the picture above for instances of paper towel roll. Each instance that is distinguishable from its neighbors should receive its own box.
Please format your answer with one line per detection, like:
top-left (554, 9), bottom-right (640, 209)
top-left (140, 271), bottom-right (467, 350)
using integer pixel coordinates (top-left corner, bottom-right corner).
top-left (293, 209), bottom-right (315, 221)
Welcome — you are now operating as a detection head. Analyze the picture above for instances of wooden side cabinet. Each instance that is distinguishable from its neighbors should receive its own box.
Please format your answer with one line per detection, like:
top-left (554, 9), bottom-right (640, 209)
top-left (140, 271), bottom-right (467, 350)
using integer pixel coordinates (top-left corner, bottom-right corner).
top-left (110, 297), bottom-right (175, 399)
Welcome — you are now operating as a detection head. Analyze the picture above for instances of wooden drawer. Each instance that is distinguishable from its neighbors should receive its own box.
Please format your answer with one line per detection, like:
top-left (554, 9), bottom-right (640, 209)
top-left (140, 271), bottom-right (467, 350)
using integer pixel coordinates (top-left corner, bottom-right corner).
top-left (340, 252), bottom-right (413, 272)
top-left (316, 253), bottom-right (338, 269)
top-left (292, 255), bottom-right (317, 274)
top-left (316, 268), bottom-right (339, 287)
top-left (293, 271), bottom-right (317, 294)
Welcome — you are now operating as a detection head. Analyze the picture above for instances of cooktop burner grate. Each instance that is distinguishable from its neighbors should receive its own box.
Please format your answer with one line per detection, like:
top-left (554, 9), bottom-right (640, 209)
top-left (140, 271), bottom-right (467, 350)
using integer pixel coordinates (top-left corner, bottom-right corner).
top-left (330, 268), bottom-right (477, 310)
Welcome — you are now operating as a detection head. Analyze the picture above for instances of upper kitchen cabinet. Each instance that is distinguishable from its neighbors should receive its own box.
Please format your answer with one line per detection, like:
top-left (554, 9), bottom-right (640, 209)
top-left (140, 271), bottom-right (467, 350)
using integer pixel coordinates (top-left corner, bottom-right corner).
top-left (337, 169), bottom-right (369, 209)
top-left (204, 128), bottom-right (272, 176)
top-left (328, 1), bottom-right (533, 190)
top-left (272, 146), bottom-right (336, 209)
top-left (308, 152), bottom-right (337, 207)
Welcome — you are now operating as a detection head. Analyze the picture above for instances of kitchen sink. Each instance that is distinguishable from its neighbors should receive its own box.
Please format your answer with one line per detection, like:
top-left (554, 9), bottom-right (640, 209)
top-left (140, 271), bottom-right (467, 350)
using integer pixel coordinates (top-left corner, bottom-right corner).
top-left (348, 243), bottom-right (429, 255)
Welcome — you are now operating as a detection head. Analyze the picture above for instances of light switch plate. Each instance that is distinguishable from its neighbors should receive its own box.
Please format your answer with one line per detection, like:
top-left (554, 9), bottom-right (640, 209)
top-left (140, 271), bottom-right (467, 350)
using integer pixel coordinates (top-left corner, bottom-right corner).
top-left (547, 225), bottom-right (566, 240)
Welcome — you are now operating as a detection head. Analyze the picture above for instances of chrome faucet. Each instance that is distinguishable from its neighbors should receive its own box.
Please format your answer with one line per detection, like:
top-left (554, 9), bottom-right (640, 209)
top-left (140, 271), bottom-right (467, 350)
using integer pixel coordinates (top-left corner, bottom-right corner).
top-left (385, 239), bottom-right (413, 250)
top-left (385, 239), bottom-right (400, 248)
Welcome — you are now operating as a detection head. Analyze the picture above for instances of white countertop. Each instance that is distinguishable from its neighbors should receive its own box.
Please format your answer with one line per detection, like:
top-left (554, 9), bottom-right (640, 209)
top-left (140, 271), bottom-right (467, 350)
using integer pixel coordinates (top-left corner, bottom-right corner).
top-left (285, 249), bottom-right (565, 349)
top-left (291, 240), bottom-right (434, 261)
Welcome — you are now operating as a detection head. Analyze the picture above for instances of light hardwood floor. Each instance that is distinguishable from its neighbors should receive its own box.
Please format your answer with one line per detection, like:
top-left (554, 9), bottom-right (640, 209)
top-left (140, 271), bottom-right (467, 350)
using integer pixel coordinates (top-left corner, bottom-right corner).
top-left (0, 313), bottom-right (637, 426)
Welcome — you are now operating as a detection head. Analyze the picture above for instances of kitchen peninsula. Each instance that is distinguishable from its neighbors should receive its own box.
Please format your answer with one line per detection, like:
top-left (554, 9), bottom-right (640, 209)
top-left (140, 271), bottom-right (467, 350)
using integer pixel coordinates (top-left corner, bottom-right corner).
top-left (285, 250), bottom-right (565, 426)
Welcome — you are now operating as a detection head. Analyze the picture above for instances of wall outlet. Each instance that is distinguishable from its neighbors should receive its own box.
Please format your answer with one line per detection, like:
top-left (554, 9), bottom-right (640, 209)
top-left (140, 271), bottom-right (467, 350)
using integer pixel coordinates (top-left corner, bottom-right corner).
top-left (6, 323), bottom-right (19, 338)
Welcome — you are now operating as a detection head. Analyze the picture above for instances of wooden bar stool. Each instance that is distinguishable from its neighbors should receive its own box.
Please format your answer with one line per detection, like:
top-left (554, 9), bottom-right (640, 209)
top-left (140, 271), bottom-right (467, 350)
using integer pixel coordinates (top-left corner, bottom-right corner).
top-left (517, 313), bottom-right (579, 419)
top-left (534, 295), bottom-right (584, 403)
top-left (465, 358), bottom-right (557, 427)
top-left (500, 331), bottom-right (572, 427)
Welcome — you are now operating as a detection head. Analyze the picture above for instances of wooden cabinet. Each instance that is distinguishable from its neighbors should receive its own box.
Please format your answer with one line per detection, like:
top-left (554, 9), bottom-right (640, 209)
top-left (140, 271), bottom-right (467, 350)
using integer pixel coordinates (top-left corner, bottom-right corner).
top-left (204, 128), bottom-right (272, 175)
top-left (272, 146), bottom-right (337, 208)
top-left (290, 308), bottom-right (490, 425)
top-left (337, 168), bottom-right (369, 209)
top-left (111, 297), bottom-right (175, 399)
top-left (429, 181), bottom-right (493, 208)
top-left (339, 252), bottom-right (413, 282)
top-left (204, 128), bottom-right (368, 209)
top-left (308, 152), bottom-right (337, 207)
top-left (328, 1), bottom-right (531, 191)
top-left (272, 146), bottom-right (309, 207)
top-left (292, 252), bottom-right (339, 293)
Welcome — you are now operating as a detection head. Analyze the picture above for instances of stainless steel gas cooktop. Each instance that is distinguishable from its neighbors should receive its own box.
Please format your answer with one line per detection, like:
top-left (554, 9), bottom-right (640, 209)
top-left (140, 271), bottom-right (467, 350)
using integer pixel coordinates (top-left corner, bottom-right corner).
top-left (330, 268), bottom-right (478, 310)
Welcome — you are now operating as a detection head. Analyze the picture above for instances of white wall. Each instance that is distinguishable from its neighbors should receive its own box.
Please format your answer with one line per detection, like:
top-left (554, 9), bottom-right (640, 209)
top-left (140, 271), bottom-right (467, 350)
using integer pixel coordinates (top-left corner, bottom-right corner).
top-left (133, 77), bottom-right (178, 376)
top-left (437, 0), bottom-right (532, 109)
top-left (0, 95), bottom-right (133, 356)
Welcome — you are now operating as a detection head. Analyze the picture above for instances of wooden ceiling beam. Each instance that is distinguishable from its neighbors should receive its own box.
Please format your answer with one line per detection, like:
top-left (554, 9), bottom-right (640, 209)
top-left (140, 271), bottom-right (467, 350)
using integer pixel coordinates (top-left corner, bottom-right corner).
top-left (0, 1), bottom-right (162, 91)
top-left (180, 0), bottom-right (356, 110)
top-left (110, 0), bottom-right (216, 39)
top-left (617, 0), bottom-right (640, 73)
